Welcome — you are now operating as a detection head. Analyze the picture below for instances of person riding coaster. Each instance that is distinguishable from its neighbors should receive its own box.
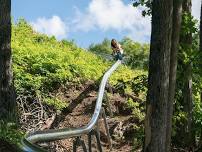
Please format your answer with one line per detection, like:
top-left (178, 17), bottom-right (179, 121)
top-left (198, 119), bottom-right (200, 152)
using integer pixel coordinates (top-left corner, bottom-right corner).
top-left (111, 39), bottom-right (124, 60)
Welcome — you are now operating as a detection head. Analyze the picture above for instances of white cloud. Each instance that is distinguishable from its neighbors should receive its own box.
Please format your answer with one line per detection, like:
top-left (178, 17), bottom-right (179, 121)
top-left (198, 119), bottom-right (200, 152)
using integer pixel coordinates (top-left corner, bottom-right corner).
top-left (31, 16), bottom-right (68, 39)
top-left (192, 0), bottom-right (201, 20)
top-left (73, 0), bottom-right (151, 42)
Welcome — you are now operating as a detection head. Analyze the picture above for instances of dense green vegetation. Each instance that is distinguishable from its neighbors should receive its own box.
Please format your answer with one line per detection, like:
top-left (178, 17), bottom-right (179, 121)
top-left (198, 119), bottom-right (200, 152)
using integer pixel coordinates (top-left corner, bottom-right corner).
top-left (12, 19), bottom-right (147, 105)
top-left (173, 13), bottom-right (202, 146)
top-left (2, 11), bottom-right (201, 151)
top-left (0, 0), bottom-right (202, 151)
top-left (0, 121), bottom-right (24, 145)
top-left (0, 19), bottom-right (148, 146)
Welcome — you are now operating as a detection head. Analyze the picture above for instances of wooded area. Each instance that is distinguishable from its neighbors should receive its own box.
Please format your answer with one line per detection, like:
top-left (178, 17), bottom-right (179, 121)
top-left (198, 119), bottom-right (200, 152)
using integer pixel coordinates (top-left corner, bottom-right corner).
top-left (0, 0), bottom-right (202, 151)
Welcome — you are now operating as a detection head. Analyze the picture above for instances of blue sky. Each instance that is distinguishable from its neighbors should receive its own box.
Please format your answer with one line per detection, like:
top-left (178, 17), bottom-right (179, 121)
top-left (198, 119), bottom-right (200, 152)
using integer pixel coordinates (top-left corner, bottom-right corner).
top-left (12, 0), bottom-right (201, 48)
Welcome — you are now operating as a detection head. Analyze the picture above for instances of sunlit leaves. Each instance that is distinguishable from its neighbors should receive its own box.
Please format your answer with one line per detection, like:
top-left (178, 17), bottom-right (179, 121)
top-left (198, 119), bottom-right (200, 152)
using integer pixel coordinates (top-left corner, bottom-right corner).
top-left (12, 19), bottom-right (146, 110)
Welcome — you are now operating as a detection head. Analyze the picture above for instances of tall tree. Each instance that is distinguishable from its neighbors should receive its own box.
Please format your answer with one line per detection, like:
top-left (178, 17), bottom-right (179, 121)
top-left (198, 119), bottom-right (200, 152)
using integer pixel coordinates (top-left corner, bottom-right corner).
top-left (166, 0), bottom-right (183, 151)
top-left (144, 0), bottom-right (173, 151)
top-left (180, 0), bottom-right (194, 147)
top-left (0, 0), bottom-right (16, 121)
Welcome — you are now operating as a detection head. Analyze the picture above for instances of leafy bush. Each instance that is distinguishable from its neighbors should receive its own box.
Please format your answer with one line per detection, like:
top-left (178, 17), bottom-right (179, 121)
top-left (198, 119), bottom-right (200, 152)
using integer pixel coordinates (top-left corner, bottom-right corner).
top-left (12, 19), bottom-right (147, 110)
top-left (0, 121), bottom-right (24, 145)
top-left (11, 19), bottom-right (149, 149)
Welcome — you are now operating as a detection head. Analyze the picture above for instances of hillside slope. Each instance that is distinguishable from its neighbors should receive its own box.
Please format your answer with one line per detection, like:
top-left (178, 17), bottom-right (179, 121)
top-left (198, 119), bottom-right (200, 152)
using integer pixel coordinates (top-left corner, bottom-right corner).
top-left (12, 19), bottom-right (147, 109)
top-left (4, 19), bottom-right (148, 151)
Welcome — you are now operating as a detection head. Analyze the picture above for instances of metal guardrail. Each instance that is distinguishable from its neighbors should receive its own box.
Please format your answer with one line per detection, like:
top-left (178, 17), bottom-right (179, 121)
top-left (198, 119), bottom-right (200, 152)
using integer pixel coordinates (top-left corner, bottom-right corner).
top-left (20, 60), bottom-right (122, 152)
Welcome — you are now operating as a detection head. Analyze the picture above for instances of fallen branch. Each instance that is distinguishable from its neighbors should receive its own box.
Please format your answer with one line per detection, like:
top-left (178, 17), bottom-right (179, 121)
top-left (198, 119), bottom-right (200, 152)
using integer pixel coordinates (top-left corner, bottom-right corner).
top-left (40, 114), bottom-right (56, 130)
top-left (17, 95), bottom-right (55, 132)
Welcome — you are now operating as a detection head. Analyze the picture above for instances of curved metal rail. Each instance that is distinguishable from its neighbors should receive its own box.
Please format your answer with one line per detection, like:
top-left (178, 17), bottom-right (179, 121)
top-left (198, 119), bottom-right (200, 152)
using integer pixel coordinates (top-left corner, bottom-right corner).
top-left (20, 60), bottom-right (122, 151)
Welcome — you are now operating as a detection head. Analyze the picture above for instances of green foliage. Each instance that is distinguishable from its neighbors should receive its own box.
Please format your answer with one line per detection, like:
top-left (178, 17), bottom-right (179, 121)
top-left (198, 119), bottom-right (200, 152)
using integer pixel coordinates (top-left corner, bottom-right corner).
top-left (127, 98), bottom-right (145, 121)
top-left (110, 68), bottom-right (147, 101)
top-left (193, 92), bottom-right (202, 139)
top-left (131, 75), bottom-right (147, 95)
top-left (181, 13), bottom-right (198, 37)
top-left (132, 124), bottom-right (144, 150)
top-left (12, 19), bottom-right (146, 110)
top-left (12, 20), bottom-right (107, 96)
top-left (0, 121), bottom-right (24, 145)
top-left (120, 37), bottom-right (149, 70)
top-left (120, 93), bottom-right (146, 150)
top-left (88, 38), bottom-right (112, 58)
top-left (11, 19), bottom-right (148, 150)
top-left (88, 37), bottom-right (149, 70)
top-left (44, 97), bottom-right (68, 110)
top-left (173, 12), bottom-right (202, 146)
top-left (178, 13), bottom-right (198, 65)
top-left (126, 98), bottom-right (145, 149)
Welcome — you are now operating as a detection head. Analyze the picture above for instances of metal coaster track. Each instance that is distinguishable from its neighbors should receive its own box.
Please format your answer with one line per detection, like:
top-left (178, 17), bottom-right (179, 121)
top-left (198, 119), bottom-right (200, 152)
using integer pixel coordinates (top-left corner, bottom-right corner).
top-left (20, 60), bottom-right (122, 152)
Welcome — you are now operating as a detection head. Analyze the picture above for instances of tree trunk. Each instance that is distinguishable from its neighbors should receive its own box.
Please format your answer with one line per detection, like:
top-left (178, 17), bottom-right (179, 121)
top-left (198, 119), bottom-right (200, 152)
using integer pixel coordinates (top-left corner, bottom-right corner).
top-left (180, 0), bottom-right (194, 147)
top-left (144, 0), bottom-right (173, 151)
top-left (182, 0), bottom-right (192, 13)
top-left (0, 0), bottom-right (16, 122)
top-left (166, 0), bottom-right (183, 151)
top-left (183, 63), bottom-right (194, 146)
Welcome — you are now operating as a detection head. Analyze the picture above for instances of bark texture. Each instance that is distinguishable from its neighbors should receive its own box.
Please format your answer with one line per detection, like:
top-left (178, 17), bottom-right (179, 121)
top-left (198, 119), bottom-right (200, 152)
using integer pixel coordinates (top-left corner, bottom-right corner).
top-left (182, 63), bottom-right (194, 146)
top-left (181, 0), bottom-right (194, 147)
top-left (166, 0), bottom-right (183, 151)
top-left (144, 0), bottom-right (173, 151)
top-left (0, 0), bottom-right (16, 121)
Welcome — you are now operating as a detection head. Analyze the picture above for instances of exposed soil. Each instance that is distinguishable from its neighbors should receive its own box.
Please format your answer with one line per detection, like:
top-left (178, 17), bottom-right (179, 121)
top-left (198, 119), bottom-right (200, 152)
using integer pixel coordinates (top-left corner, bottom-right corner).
top-left (2, 81), bottom-right (194, 151)
top-left (41, 81), bottom-right (140, 152)
top-left (5, 81), bottom-right (143, 152)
